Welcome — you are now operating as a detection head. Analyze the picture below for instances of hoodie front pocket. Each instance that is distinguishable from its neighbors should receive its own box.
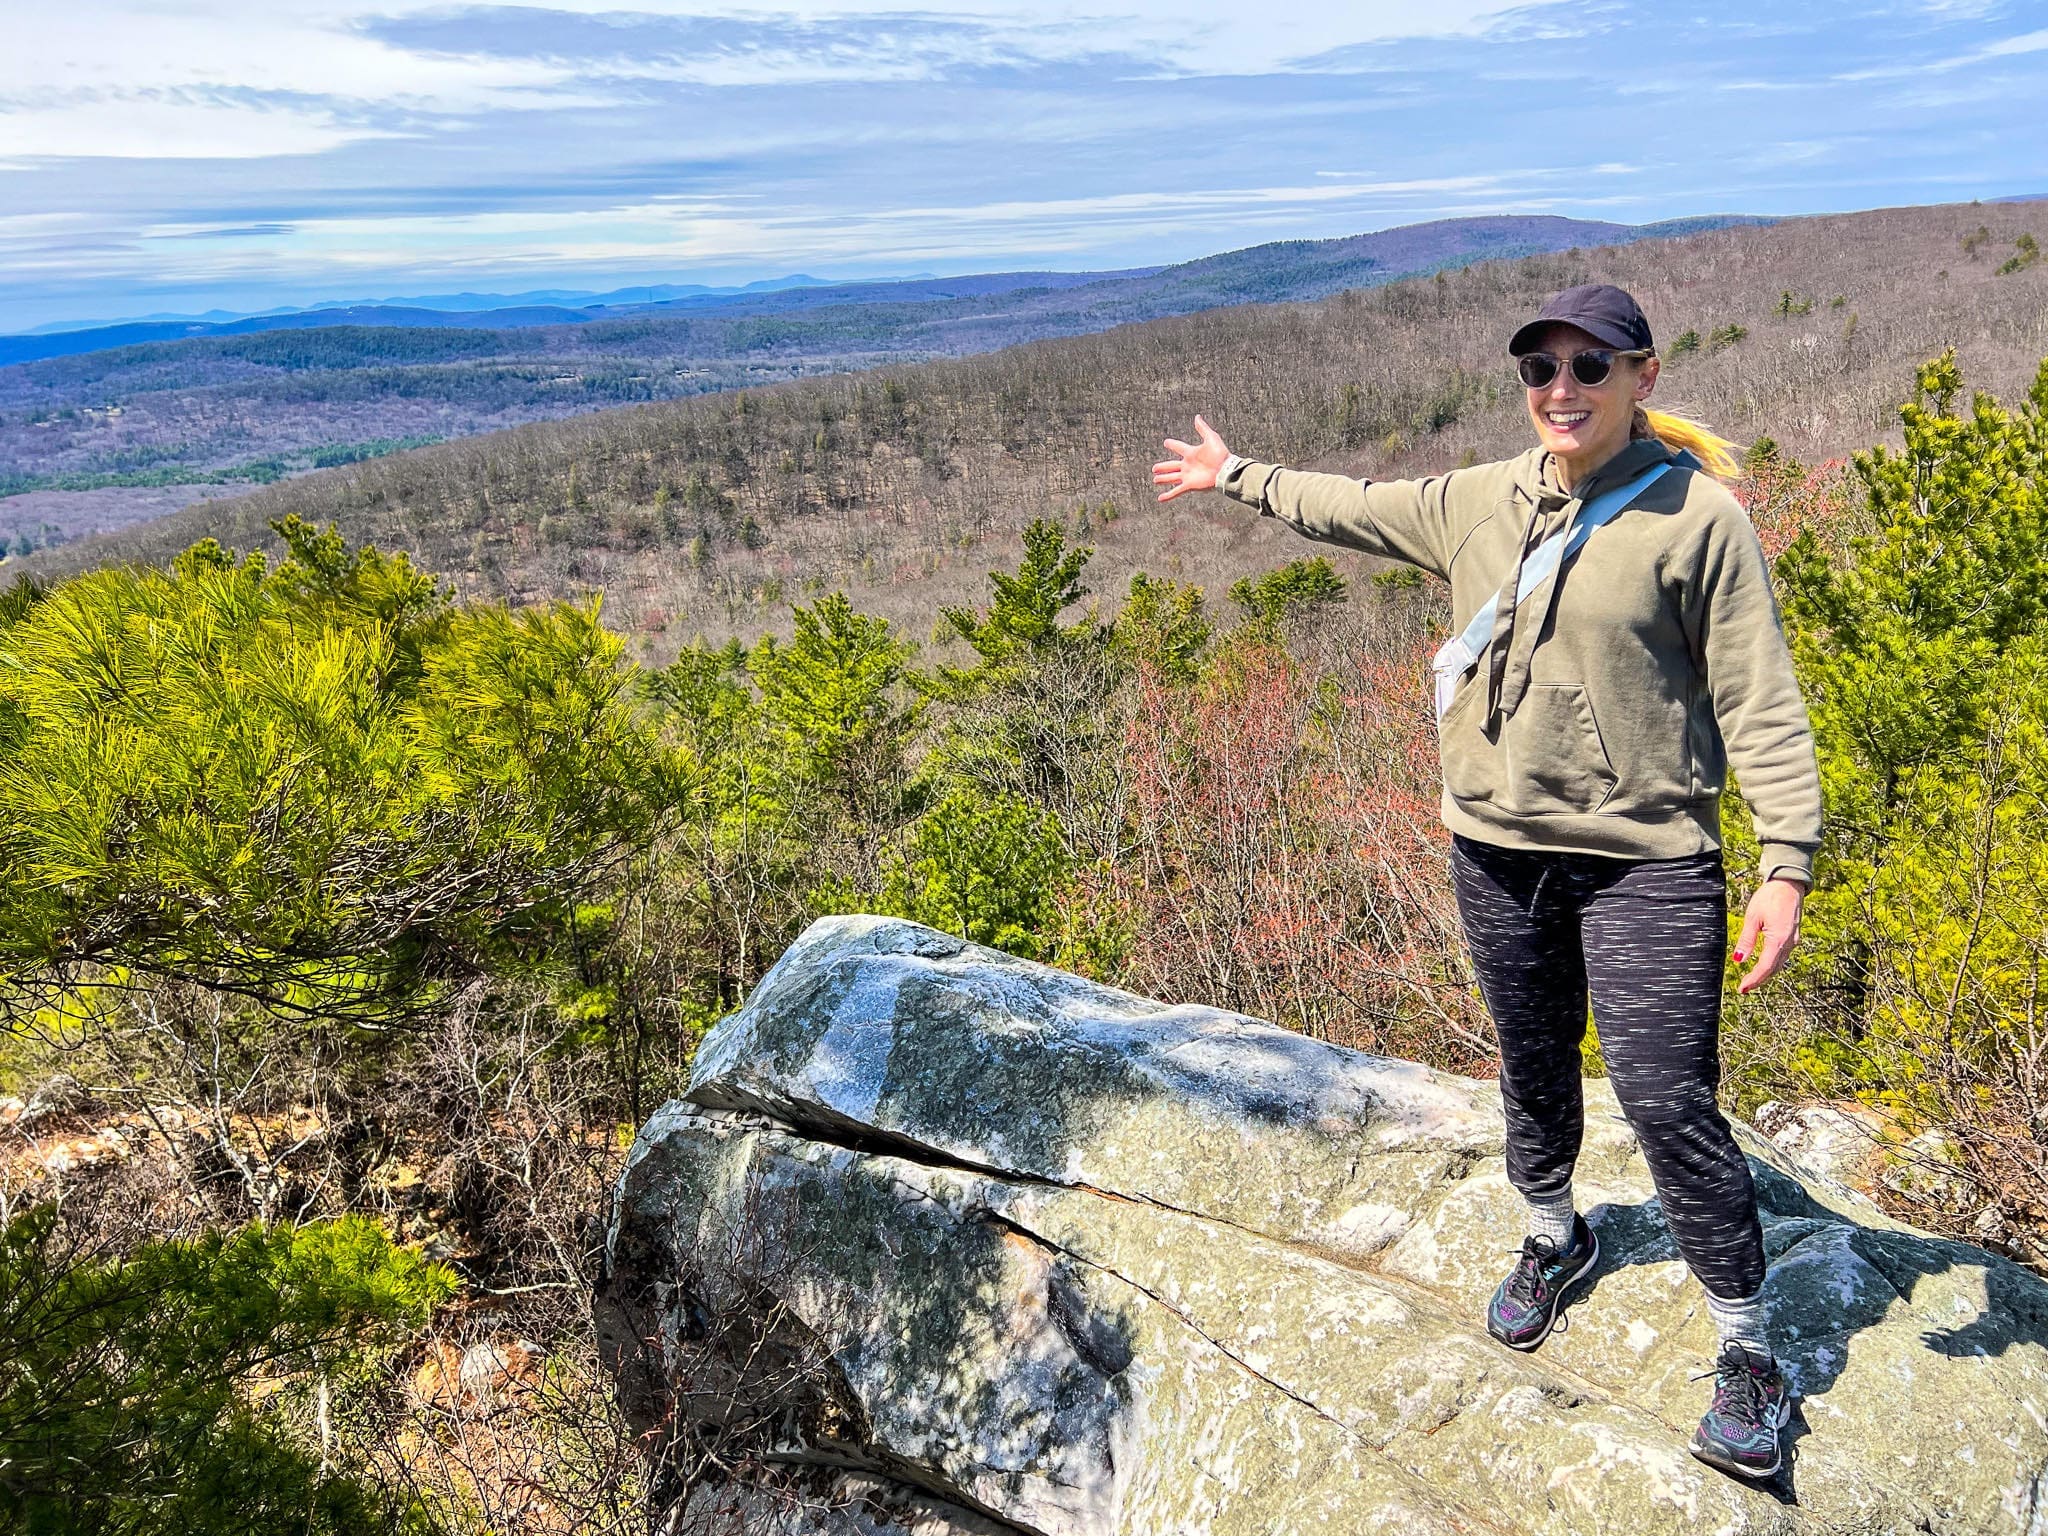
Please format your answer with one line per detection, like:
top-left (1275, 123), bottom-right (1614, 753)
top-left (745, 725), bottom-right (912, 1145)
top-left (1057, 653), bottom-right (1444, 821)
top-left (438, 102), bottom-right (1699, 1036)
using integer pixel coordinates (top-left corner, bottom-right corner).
top-left (1501, 682), bottom-right (1618, 816)
top-left (1436, 666), bottom-right (1498, 807)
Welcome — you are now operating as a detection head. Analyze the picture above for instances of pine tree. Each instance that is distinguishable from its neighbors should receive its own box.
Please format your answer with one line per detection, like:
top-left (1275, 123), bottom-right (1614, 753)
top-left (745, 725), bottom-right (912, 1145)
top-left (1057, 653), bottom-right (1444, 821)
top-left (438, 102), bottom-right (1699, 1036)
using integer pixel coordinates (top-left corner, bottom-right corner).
top-left (856, 788), bottom-right (1069, 959)
top-left (1774, 351), bottom-right (2048, 1034)
top-left (936, 517), bottom-right (1093, 672)
top-left (0, 1210), bottom-right (449, 1535)
top-left (1228, 557), bottom-right (1348, 642)
top-left (917, 520), bottom-right (1124, 859)
top-left (750, 592), bottom-right (919, 817)
top-left (1112, 573), bottom-right (1211, 685)
top-left (0, 521), bottom-right (679, 1024)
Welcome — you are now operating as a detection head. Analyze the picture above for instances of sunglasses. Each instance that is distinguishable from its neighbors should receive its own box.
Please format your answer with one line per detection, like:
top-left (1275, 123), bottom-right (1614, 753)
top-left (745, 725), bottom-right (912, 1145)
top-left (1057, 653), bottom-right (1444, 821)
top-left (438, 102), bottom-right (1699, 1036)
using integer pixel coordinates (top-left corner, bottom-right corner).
top-left (1516, 347), bottom-right (1653, 390)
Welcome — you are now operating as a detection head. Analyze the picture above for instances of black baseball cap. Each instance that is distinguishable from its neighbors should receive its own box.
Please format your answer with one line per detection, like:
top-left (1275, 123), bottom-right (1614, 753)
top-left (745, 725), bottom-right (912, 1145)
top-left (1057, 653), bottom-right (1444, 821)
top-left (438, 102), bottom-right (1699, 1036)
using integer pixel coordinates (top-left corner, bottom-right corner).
top-left (1508, 284), bottom-right (1655, 356)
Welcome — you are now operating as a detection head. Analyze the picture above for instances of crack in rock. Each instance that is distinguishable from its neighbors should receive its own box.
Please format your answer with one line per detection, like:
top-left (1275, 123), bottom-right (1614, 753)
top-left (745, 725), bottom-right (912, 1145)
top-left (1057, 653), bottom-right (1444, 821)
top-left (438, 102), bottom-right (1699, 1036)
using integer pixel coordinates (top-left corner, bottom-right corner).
top-left (610, 915), bottom-right (2048, 1536)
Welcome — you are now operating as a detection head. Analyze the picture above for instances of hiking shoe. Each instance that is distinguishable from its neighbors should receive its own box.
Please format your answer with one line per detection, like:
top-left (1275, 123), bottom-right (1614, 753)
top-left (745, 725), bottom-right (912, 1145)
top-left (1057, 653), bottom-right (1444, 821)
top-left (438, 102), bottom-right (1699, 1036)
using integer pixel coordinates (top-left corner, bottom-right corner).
top-left (1690, 1341), bottom-right (1792, 1479)
top-left (1485, 1213), bottom-right (1599, 1351)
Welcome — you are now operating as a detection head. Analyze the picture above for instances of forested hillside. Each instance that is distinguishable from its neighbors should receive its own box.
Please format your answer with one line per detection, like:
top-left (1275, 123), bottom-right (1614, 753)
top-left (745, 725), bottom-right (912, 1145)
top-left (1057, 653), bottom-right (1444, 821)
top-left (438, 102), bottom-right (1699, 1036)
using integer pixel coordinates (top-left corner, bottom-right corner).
top-left (30, 201), bottom-right (2041, 659)
top-left (0, 212), bottom-right (1747, 548)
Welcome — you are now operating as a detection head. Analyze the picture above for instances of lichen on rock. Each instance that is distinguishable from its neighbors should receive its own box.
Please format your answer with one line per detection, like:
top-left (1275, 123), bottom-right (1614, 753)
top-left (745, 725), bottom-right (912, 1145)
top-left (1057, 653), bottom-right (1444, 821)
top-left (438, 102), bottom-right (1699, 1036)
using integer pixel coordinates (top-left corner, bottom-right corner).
top-left (599, 915), bottom-right (2048, 1535)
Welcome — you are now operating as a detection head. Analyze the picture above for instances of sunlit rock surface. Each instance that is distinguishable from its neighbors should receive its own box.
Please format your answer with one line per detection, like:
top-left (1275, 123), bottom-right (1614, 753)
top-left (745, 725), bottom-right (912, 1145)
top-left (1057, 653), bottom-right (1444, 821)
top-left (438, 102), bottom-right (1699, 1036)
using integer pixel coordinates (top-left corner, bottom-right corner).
top-left (597, 915), bottom-right (2048, 1536)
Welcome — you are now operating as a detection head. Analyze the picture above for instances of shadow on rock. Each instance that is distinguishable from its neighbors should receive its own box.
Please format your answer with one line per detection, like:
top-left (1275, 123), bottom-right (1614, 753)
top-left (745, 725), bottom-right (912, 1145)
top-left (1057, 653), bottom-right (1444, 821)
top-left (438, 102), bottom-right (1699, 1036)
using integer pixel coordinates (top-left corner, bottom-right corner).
top-left (599, 916), bottom-right (2048, 1536)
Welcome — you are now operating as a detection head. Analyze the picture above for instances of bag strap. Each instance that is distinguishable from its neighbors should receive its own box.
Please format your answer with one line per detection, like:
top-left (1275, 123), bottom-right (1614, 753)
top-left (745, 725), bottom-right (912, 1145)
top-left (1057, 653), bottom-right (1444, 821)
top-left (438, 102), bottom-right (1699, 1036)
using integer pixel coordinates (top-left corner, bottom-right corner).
top-left (1431, 452), bottom-right (1695, 721)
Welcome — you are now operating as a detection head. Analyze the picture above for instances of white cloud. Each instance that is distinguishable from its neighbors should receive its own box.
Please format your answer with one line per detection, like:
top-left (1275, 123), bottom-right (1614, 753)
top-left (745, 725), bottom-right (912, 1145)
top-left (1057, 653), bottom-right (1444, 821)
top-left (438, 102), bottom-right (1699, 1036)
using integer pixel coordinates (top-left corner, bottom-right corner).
top-left (470, 0), bottom-right (1565, 72)
top-left (1835, 22), bottom-right (2048, 77)
top-left (4, 4), bottom-right (631, 160)
top-left (0, 168), bottom-right (1567, 289)
top-left (0, 95), bottom-right (403, 160)
top-left (10, 0), bottom-right (2044, 328)
top-left (1979, 26), bottom-right (2048, 57)
top-left (2, 0), bottom-right (1566, 160)
top-left (11, 5), bottom-right (576, 106)
top-left (0, 212), bottom-right (102, 232)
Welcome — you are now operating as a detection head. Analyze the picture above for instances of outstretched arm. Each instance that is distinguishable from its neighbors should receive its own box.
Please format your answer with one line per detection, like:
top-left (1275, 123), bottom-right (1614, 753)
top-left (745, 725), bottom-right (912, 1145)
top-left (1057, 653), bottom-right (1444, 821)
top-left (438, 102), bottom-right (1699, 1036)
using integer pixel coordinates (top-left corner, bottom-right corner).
top-left (1154, 415), bottom-right (1459, 579)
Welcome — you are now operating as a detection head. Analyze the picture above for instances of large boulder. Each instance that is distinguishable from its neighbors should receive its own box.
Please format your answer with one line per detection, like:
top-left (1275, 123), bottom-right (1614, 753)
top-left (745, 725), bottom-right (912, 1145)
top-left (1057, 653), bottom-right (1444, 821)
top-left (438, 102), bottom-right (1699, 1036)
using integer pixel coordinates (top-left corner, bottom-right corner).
top-left (597, 915), bottom-right (2048, 1536)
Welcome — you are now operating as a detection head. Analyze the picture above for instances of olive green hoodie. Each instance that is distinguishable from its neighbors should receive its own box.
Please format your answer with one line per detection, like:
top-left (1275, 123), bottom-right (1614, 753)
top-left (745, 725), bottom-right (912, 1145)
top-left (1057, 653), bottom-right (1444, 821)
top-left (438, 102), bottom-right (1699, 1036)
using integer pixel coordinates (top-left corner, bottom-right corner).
top-left (1218, 437), bottom-right (1823, 885)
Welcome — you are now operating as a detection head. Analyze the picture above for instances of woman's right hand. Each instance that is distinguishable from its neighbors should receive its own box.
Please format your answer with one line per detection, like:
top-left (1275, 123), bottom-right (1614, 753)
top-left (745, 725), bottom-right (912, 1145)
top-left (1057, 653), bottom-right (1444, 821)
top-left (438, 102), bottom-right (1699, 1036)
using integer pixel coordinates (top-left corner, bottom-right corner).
top-left (1153, 414), bottom-right (1230, 503)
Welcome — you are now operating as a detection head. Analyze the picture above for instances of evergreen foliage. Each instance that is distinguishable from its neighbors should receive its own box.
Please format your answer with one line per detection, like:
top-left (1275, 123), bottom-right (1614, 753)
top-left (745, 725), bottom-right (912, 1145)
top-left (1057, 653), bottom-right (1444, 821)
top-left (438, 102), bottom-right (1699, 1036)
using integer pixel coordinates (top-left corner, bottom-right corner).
top-left (0, 1209), bottom-right (449, 1535)
top-left (936, 517), bottom-right (1093, 671)
top-left (1755, 353), bottom-right (2048, 1236)
top-left (859, 788), bottom-right (1070, 959)
top-left (915, 521), bottom-right (1126, 856)
top-left (1228, 557), bottom-right (1349, 638)
top-left (1777, 352), bottom-right (2048, 883)
top-left (1111, 573), bottom-right (1211, 685)
top-left (0, 516), bottom-right (679, 1023)
top-left (0, 572), bottom-right (43, 629)
top-left (749, 593), bottom-right (919, 814)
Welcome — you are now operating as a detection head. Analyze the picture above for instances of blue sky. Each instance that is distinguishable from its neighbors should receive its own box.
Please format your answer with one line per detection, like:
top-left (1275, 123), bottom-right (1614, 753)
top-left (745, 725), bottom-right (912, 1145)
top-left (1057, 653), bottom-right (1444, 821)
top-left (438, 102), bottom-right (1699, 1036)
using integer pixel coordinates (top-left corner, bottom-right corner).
top-left (3, 0), bottom-right (2044, 332)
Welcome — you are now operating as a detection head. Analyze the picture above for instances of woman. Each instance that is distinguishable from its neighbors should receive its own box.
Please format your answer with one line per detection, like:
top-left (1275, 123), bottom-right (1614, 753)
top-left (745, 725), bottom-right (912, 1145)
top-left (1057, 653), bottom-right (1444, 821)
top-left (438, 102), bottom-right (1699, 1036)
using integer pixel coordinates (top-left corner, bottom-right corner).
top-left (1153, 283), bottom-right (1821, 1482)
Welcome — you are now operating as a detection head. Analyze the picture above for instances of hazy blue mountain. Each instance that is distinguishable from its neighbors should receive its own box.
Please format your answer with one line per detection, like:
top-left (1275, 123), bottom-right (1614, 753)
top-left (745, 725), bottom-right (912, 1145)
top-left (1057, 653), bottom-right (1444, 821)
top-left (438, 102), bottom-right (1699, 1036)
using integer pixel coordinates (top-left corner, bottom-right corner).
top-left (0, 214), bottom-right (1774, 369)
top-left (6, 276), bottom-right (847, 350)
top-left (299, 275), bottom-right (842, 312)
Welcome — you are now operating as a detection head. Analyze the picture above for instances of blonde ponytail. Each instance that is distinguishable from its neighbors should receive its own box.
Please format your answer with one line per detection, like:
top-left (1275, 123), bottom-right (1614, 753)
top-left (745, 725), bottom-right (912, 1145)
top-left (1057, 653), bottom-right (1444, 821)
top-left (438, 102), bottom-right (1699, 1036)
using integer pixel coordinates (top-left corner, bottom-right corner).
top-left (1635, 406), bottom-right (1742, 481)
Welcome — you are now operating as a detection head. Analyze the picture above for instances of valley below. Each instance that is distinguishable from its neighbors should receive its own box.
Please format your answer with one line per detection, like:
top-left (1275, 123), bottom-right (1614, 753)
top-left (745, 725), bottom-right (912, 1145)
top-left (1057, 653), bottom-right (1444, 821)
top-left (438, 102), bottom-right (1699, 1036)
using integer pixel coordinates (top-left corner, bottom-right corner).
top-left (0, 212), bottom-right (1758, 557)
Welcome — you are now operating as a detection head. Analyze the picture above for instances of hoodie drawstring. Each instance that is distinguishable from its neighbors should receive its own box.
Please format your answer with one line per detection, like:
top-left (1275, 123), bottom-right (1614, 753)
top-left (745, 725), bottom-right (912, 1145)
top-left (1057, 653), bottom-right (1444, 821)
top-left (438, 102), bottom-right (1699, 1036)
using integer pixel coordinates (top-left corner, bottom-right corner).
top-left (1482, 490), bottom-right (1563, 740)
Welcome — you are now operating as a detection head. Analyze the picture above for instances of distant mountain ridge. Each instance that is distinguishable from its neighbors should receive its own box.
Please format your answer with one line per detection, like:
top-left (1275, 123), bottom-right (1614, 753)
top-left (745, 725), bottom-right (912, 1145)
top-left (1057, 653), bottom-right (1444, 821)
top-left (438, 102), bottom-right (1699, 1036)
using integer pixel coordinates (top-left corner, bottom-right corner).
top-left (0, 271), bottom-right (1122, 360)
top-left (0, 213), bottom-right (1771, 369)
top-left (12, 274), bottom-right (846, 338)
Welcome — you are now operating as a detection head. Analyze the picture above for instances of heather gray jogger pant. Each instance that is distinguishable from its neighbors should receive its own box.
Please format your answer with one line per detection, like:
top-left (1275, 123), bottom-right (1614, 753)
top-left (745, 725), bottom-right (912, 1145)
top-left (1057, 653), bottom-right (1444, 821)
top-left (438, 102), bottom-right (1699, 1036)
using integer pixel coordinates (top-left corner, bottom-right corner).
top-left (1449, 832), bottom-right (1766, 1300)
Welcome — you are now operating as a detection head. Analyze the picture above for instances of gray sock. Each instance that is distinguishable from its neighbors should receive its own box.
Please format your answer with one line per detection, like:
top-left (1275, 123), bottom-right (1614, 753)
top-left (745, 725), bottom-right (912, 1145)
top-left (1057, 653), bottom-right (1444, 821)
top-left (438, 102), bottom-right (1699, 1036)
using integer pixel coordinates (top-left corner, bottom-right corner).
top-left (1704, 1286), bottom-right (1771, 1355)
top-left (1522, 1186), bottom-right (1578, 1250)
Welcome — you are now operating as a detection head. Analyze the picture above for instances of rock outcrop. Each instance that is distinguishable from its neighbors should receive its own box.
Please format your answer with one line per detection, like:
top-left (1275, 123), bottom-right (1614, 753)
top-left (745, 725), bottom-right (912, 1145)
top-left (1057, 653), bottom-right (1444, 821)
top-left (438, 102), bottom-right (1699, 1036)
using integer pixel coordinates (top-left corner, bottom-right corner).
top-left (597, 915), bottom-right (2048, 1536)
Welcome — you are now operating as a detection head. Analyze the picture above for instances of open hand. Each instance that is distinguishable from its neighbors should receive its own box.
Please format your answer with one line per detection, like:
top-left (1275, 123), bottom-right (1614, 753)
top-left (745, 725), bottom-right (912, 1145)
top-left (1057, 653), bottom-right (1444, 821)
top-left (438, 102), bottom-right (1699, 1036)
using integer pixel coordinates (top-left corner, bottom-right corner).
top-left (1153, 414), bottom-right (1230, 502)
top-left (1733, 877), bottom-right (1806, 994)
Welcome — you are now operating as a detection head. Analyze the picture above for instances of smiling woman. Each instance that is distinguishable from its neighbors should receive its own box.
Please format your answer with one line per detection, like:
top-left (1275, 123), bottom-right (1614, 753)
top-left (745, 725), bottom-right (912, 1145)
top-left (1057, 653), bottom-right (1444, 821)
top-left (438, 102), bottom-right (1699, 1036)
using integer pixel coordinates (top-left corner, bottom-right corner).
top-left (1155, 279), bottom-right (1822, 1482)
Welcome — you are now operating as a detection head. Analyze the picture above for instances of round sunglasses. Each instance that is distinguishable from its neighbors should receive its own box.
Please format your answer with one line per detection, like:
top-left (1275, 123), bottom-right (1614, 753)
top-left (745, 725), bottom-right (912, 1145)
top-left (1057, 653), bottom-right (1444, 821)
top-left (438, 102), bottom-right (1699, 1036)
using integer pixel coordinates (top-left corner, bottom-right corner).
top-left (1516, 347), bottom-right (1654, 390)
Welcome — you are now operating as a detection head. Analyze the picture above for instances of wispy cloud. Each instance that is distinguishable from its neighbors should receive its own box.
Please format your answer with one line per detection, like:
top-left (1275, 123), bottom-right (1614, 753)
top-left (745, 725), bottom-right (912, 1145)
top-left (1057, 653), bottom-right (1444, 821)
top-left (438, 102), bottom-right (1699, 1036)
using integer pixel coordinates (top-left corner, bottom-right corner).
top-left (0, 93), bottom-right (403, 160)
top-left (369, 8), bottom-right (1129, 88)
top-left (8, 171), bottom-right (1554, 286)
top-left (1834, 22), bottom-right (2048, 77)
top-left (1980, 26), bottom-right (2048, 57)
top-left (3, 0), bottom-right (1573, 165)
top-left (156, 222), bottom-right (301, 240)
